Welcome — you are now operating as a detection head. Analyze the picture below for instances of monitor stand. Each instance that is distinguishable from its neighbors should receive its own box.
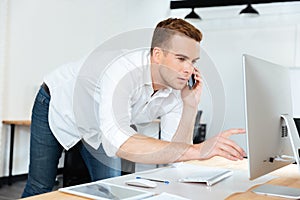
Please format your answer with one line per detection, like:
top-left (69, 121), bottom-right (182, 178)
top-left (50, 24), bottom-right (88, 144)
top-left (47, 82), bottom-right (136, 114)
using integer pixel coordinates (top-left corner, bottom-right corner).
top-left (251, 114), bottom-right (300, 199)
top-left (281, 114), bottom-right (300, 169)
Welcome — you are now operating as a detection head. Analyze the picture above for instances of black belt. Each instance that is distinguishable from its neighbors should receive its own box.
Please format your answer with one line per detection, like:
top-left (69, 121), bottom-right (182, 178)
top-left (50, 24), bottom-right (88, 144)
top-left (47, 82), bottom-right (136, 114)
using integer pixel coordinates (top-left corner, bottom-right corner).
top-left (42, 82), bottom-right (50, 96)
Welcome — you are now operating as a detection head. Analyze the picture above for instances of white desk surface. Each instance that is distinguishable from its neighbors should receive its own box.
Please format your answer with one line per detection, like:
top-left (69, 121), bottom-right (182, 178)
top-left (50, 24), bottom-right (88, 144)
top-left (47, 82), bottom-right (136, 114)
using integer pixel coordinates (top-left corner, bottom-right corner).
top-left (23, 156), bottom-right (300, 200)
top-left (101, 158), bottom-right (277, 200)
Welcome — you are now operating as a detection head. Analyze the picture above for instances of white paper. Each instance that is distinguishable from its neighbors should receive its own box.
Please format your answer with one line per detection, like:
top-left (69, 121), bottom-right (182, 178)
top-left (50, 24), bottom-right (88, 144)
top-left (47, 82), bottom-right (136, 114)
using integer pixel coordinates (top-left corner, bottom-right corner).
top-left (145, 192), bottom-right (190, 200)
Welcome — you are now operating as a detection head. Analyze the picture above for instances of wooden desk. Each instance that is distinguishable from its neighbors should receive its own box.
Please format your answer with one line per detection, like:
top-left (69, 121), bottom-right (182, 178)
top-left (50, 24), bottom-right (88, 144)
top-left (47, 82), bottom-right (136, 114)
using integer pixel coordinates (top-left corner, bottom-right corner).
top-left (21, 157), bottom-right (300, 200)
top-left (189, 157), bottom-right (300, 199)
top-left (2, 120), bottom-right (31, 185)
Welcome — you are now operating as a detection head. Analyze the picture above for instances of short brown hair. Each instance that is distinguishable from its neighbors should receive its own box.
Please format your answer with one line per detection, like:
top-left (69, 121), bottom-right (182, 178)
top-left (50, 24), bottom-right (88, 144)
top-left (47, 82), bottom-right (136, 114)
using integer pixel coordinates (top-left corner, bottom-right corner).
top-left (151, 18), bottom-right (202, 54)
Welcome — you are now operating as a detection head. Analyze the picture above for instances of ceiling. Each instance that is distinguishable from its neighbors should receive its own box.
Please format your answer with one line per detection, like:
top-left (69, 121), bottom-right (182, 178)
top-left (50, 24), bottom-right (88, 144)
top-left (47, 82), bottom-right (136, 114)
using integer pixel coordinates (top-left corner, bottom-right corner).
top-left (170, 0), bottom-right (300, 9)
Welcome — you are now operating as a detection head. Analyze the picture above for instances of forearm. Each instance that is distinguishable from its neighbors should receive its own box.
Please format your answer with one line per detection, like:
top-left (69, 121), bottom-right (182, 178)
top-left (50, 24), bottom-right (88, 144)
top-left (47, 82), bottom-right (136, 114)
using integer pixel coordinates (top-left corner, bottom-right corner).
top-left (116, 134), bottom-right (200, 164)
top-left (171, 103), bottom-right (197, 144)
top-left (116, 128), bottom-right (247, 164)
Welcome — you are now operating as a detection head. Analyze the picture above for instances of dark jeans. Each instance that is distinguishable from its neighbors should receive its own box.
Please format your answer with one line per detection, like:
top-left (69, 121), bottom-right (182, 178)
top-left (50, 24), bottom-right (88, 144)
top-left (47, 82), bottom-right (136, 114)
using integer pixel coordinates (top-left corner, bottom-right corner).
top-left (21, 86), bottom-right (121, 198)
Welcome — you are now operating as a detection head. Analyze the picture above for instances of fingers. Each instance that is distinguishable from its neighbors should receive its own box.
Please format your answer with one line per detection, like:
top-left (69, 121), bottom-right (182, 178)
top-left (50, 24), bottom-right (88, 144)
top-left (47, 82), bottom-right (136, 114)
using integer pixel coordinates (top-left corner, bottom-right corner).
top-left (216, 137), bottom-right (246, 160)
top-left (219, 131), bottom-right (247, 157)
top-left (221, 128), bottom-right (246, 138)
top-left (198, 136), bottom-right (246, 161)
top-left (216, 149), bottom-right (242, 161)
top-left (193, 67), bottom-right (202, 83)
top-left (191, 68), bottom-right (202, 94)
top-left (198, 132), bottom-right (247, 161)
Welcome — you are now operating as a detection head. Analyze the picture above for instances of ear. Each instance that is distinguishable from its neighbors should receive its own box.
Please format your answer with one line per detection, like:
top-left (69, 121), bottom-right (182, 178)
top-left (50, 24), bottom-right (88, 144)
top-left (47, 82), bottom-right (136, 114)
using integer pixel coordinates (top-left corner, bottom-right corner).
top-left (151, 47), bottom-right (163, 64)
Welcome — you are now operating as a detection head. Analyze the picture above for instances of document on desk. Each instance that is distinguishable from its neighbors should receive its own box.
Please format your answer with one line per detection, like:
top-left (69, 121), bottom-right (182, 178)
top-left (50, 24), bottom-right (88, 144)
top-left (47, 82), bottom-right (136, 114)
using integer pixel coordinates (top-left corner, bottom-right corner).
top-left (145, 192), bottom-right (190, 200)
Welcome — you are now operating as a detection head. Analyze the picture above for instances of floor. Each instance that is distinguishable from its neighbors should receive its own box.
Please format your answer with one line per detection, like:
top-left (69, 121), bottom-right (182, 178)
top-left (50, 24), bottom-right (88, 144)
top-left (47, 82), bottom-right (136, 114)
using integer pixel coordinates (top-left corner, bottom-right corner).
top-left (0, 176), bottom-right (63, 200)
top-left (0, 179), bottom-right (27, 200)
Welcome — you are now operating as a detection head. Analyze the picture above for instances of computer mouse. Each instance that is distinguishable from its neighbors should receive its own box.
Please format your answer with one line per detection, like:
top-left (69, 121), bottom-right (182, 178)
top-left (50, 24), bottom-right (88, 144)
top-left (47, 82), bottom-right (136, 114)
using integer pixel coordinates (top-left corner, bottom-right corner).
top-left (125, 179), bottom-right (157, 188)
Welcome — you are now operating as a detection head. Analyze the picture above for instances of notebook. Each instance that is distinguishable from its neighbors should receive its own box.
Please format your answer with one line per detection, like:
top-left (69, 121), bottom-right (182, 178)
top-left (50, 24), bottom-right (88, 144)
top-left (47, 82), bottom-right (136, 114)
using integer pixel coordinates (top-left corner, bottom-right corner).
top-left (59, 181), bottom-right (155, 200)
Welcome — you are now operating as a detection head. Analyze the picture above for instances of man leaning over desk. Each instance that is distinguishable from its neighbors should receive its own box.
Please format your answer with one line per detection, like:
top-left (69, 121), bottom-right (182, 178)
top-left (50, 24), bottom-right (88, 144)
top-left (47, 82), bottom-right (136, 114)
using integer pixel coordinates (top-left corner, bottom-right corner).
top-left (21, 18), bottom-right (246, 198)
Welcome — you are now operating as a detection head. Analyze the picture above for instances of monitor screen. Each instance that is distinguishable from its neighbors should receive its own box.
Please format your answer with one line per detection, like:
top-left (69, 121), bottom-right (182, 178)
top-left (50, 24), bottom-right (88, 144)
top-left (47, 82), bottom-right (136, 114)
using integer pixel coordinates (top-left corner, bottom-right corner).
top-left (243, 54), bottom-right (300, 180)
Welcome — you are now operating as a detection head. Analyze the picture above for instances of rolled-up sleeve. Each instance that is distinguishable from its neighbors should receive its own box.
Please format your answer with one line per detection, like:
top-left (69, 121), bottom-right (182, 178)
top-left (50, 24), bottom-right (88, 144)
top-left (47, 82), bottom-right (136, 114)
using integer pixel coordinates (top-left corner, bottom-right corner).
top-left (98, 58), bottom-right (140, 157)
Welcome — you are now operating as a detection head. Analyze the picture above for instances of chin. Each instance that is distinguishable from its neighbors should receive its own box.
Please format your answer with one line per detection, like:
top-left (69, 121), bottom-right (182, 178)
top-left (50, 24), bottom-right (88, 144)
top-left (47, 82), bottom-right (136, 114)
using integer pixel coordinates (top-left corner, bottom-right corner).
top-left (173, 84), bottom-right (185, 90)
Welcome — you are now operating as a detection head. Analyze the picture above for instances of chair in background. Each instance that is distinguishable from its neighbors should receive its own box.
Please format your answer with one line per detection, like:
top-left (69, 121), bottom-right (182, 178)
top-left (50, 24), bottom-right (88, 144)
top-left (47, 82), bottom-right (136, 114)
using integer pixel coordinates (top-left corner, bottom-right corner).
top-left (294, 118), bottom-right (300, 135)
top-left (193, 110), bottom-right (206, 144)
top-left (121, 124), bottom-right (137, 175)
top-left (63, 142), bottom-right (91, 187)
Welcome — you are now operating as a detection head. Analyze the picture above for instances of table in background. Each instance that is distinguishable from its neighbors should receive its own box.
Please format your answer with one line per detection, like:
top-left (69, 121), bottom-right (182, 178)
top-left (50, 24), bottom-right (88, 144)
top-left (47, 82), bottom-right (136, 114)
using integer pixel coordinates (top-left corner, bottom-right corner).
top-left (21, 156), bottom-right (300, 200)
top-left (2, 120), bottom-right (31, 185)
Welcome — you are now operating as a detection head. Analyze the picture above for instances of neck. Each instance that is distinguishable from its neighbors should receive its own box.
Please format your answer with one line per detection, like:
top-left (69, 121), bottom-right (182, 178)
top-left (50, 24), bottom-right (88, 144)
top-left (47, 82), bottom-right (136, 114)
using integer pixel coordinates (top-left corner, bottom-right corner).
top-left (150, 57), bottom-right (166, 91)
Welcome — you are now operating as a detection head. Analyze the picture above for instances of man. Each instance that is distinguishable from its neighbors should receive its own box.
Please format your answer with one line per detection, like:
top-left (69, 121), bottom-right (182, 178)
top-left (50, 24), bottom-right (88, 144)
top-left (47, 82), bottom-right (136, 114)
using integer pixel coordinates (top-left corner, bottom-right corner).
top-left (22, 18), bottom-right (245, 197)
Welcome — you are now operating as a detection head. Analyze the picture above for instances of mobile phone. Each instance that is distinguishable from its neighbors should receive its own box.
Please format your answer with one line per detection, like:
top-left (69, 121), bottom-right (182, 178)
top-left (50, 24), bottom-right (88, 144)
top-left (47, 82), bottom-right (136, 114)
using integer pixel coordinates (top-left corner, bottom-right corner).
top-left (188, 74), bottom-right (196, 89)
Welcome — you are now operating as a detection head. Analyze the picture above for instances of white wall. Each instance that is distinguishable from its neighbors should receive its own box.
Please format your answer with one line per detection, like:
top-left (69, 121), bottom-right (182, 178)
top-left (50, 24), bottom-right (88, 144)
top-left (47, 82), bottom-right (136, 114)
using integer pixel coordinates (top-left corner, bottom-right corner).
top-left (0, 0), bottom-right (171, 177)
top-left (3, 0), bottom-right (170, 120)
top-left (202, 18), bottom-right (299, 148)
top-left (0, 0), bottom-right (9, 177)
top-left (171, 3), bottom-right (300, 148)
top-left (1, 0), bottom-right (300, 176)
top-left (290, 68), bottom-right (300, 118)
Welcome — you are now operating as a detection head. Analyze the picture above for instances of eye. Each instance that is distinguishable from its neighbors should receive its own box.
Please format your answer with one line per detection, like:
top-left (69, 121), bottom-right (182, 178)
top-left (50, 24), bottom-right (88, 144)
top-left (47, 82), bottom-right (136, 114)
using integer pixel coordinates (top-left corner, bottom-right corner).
top-left (192, 59), bottom-right (199, 65)
top-left (177, 57), bottom-right (186, 62)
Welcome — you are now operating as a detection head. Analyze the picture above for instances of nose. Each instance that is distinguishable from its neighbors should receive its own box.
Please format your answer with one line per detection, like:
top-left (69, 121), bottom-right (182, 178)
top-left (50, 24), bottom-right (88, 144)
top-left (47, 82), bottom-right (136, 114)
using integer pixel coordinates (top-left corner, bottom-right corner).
top-left (183, 62), bottom-right (194, 75)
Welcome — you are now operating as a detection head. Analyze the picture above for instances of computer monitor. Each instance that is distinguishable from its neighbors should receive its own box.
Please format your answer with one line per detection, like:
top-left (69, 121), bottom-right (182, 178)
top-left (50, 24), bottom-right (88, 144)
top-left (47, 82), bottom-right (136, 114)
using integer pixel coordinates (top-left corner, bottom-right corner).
top-left (243, 54), bottom-right (300, 198)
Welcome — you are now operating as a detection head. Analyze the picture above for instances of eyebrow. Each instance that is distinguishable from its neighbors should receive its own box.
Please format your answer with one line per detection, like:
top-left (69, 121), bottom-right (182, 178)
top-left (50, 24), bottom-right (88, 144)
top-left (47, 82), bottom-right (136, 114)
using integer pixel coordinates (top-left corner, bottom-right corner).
top-left (174, 53), bottom-right (200, 63)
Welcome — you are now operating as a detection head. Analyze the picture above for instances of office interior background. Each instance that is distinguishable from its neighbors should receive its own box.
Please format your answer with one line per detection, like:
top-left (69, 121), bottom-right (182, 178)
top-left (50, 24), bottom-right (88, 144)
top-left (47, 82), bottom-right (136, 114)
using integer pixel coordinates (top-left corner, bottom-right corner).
top-left (0, 0), bottom-right (300, 180)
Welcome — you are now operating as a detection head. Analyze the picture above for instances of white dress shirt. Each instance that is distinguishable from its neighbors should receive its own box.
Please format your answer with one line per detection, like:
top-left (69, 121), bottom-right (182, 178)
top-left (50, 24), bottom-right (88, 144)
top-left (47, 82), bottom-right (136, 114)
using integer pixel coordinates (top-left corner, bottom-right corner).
top-left (44, 49), bottom-right (183, 157)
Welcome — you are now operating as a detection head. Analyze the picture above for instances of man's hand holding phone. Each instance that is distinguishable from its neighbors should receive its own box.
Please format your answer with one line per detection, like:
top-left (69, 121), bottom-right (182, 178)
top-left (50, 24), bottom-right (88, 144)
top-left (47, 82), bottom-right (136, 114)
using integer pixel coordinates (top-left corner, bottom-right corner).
top-left (181, 67), bottom-right (203, 108)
